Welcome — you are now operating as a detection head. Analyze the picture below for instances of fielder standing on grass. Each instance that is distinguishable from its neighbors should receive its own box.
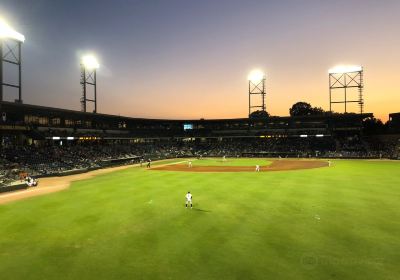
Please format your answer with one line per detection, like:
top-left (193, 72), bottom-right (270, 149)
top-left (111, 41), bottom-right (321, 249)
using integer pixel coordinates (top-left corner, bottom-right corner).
top-left (185, 192), bottom-right (193, 209)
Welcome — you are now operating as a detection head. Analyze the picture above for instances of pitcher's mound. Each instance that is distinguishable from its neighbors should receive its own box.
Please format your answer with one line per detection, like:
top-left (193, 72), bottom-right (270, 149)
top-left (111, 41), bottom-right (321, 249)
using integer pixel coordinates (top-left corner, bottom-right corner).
top-left (151, 160), bottom-right (328, 172)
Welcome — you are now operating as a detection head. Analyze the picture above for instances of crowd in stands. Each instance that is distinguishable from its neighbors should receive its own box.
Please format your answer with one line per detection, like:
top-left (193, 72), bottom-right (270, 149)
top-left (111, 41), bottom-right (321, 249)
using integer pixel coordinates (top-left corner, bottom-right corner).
top-left (0, 157), bottom-right (16, 188)
top-left (0, 135), bottom-right (399, 187)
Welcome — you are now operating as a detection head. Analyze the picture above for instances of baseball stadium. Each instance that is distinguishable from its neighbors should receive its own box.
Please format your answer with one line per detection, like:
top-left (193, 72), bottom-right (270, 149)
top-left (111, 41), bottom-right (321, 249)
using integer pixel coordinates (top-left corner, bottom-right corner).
top-left (0, 1), bottom-right (400, 280)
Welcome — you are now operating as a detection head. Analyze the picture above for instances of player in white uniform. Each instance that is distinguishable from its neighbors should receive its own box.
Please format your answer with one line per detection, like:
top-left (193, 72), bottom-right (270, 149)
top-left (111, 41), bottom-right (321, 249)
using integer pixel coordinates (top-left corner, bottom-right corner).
top-left (188, 161), bottom-right (192, 168)
top-left (255, 165), bottom-right (260, 172)
top-left (185, 192), bottom-right (193, 208)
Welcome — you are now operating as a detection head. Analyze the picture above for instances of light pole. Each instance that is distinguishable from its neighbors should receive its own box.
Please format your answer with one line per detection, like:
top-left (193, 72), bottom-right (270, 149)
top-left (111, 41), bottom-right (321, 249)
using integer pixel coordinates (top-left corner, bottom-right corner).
top-left (329, 65), bottom-right (364, 114)
top-left (80, 55), bottom-right (99, 113)
top-left (248, 69), bottom-right (266, 117)
top-left (0, 19), bottom-right (25, 103)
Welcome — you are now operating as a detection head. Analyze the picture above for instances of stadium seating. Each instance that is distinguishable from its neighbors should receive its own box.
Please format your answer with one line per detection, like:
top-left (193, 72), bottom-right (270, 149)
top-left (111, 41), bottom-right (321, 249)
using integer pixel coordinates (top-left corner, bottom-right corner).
top-left (0, 136), bottom-right (398, 189)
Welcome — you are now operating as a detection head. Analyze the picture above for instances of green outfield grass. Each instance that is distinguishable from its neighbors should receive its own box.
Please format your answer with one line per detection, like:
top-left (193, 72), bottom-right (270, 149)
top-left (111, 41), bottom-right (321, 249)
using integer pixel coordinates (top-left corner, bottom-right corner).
top-left (0, 159), bottom-right (399, 280)
top-left (187, 157), bottom-right (272, 166)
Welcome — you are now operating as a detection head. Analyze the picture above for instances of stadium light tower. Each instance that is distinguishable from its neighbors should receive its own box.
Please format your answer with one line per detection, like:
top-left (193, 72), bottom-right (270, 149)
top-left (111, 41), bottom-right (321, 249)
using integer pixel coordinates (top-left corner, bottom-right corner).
top-left (0, 19), bottom-right (25, 103)
top-left (80, 54), bottom-right (99, 113)
top-left (329, 65), bottom-right (364, 114)
top-left (248, 70), bottom-right (266, 117)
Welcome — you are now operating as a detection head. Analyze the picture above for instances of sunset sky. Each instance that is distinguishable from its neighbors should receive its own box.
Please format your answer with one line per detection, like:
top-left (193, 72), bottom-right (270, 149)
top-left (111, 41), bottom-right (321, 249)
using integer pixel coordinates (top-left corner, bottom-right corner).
top-left (1, 0), bottom-right (399, 121)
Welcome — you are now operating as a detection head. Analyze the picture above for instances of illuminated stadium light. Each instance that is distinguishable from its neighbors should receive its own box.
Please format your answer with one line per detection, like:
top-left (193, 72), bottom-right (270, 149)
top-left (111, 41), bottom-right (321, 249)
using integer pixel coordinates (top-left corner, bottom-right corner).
top-left (328, 64), bottom-right (364, 114)
top-left (52, 136), bottom-right (61, 140)
top-left (81, 55), bottom-right (99, 70)
top-left (248, 69), bottom-right (265, 82)
top-left (67, 137), bottom-right (74, 140)
top-left (0, 19), bottom-right (25, 42)
top-left (0, 18), bottom-right (24, 102)
top-left (328, 65), bottom-right (362, 74)
top-left (300, 134), bottom-right (308, 138)
top-left (316, 134), bottom-right (324, 137)
top-left (248, 69), bottom-right (267, 117)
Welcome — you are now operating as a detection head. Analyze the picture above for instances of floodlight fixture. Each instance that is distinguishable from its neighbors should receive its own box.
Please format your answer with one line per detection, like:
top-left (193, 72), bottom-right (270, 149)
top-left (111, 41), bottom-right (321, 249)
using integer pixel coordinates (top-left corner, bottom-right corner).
top-left (248, 69), bottom-right (265, 82)
top-left (328, 65), bottom-right (362, 74)
top-left (81, 55), bottom-right (99, 70)
top-left (0, 19), bottom-right (25, 42)
top-left (248, 69), bottom-right (267, 117)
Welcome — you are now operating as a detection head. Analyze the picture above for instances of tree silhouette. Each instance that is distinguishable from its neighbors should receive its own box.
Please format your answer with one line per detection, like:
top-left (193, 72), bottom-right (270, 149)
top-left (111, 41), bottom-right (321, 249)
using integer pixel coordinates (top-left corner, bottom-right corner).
top-left (289, 102), bottom-right (325, 116)
top-left (249, 110), bottom-right (270, 119)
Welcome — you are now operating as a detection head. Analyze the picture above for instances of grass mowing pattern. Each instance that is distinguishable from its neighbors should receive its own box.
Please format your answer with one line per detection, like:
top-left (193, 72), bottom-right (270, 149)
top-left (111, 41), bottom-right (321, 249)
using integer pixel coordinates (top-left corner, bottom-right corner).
top-left (0, 159), bottom-right (399, 279)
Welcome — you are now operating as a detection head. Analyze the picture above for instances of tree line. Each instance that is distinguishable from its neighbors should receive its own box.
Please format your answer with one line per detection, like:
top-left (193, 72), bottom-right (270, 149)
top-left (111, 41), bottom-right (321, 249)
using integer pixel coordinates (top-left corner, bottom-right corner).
top-left (249, 101), bottom-right (398, 134)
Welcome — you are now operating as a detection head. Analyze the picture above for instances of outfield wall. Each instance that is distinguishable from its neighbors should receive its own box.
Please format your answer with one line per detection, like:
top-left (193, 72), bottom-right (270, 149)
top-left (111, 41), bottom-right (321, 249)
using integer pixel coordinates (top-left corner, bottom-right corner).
top-left (0, 183), bottom-right (28, 193)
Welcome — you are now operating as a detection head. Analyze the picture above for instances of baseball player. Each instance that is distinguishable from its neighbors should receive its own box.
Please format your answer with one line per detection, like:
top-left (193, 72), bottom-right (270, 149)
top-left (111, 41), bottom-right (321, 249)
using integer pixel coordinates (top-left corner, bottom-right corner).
top-left (255, 165), bottom-right (260, 172)
top-left (185, 192), bottom-right (193, 208)
top-left (188, 161), bottom-right (192, 168)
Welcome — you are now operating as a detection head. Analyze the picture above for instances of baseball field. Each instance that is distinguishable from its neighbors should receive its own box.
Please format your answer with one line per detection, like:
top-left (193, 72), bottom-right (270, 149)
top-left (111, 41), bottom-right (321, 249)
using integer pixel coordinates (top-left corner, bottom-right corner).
top-left (0, 158), bottom-right (399, 280)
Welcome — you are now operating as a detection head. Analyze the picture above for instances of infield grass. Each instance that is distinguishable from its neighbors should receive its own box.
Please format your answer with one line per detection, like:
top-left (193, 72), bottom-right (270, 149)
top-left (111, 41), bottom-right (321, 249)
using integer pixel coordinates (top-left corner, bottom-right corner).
top-left (0, 159), bottom-right (399, 280)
